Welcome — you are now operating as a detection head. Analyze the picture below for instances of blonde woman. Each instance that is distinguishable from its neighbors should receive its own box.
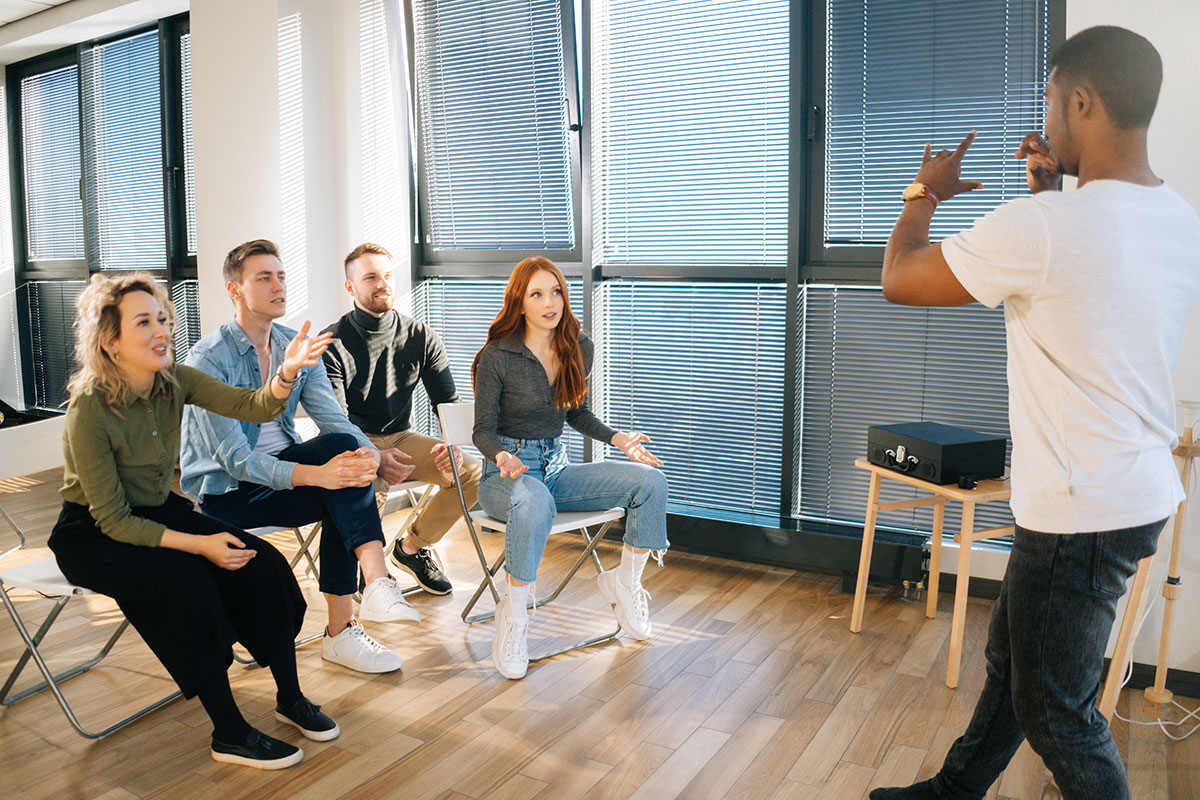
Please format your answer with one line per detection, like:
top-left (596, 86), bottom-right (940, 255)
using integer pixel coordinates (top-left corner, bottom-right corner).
top-left (48, 272), bottom-right (336, 769)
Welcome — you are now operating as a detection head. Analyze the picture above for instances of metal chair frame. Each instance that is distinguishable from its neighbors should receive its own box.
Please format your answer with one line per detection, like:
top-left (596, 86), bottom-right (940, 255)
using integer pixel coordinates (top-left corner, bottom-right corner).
top-left (437, 403), bottom-right (623, 663)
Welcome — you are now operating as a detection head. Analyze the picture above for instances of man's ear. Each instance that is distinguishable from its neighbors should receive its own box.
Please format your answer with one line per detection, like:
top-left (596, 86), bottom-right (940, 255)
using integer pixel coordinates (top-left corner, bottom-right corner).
top-left (226, 280), bottom-right (240, 303)
top-left (344, 279), bottom-right (354, 295)
top-left (1074, 84), bottom-right (1095, 118)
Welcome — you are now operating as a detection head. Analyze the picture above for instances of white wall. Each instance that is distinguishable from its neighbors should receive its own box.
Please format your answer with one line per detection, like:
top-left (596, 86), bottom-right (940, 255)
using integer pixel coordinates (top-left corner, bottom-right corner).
top-left (1061, 0), bottom-right (1200, 675)
top-left (190, 0), bottom-right (411, 335)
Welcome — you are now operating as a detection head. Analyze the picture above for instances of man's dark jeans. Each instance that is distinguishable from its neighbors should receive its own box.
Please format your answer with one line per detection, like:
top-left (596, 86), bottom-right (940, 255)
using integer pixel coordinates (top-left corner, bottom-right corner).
top-left (200, 433), bottom-right (385, 596)
top-left (931, 520), bottom-right (1164, 800)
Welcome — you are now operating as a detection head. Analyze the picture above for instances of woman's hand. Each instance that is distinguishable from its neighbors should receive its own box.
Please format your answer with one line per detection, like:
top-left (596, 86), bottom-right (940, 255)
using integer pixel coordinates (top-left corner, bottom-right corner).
top-left (197, 533), bottom-right (256, 570)
top-left (280, 320), bottom-right (334, 382)
top-left (495, 450), bottom-right (529, 479)
top-left (612, 431), bottom-right (664, 466)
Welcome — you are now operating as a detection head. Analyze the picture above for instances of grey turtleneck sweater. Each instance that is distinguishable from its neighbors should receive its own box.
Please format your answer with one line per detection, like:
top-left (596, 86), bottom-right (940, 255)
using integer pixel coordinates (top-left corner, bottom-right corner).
top-left (322, 307), bottom-right (459, 435)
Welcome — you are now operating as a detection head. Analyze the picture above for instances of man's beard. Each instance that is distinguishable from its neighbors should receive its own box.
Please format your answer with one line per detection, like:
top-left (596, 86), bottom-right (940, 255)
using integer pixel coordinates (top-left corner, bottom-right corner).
top-left (359, 293), bottom-right (393, 314)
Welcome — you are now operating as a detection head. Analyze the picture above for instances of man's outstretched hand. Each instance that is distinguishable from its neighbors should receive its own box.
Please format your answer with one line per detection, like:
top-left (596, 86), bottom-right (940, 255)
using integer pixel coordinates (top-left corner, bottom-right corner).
top-left (914, 130), bottom-right (985, 202)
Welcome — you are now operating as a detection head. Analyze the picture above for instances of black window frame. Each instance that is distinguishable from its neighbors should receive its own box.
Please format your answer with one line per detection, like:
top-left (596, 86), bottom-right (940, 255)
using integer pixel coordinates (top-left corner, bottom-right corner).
top-left (403, 0), bottom-right (587, 281)
top-left (8, 12), bottom-right (195, 410)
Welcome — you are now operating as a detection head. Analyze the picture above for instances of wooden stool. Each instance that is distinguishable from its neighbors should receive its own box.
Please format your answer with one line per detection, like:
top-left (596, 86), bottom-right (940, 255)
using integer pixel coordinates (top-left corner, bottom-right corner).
top-left (850, 458), bottom-right (1012, 688)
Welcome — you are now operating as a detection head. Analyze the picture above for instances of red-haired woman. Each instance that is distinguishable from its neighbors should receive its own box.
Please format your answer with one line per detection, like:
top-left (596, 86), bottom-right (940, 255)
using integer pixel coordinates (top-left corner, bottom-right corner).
top-left (472, 257), bottom-right (669, 679)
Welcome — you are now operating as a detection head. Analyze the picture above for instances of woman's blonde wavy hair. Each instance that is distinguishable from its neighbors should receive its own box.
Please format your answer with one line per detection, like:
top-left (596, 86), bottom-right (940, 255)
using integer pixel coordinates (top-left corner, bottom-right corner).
top-left (66, 272), bottom-right (177, 409)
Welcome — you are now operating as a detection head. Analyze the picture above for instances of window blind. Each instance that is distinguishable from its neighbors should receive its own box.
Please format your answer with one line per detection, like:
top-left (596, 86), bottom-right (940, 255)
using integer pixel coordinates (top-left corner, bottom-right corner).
top-left (595, 281), bottom-right (786, 516)
top-left (797, 286), bottom-right (1014, 536)
top-left (412, 0), bottom-right (575, 251)
top-left (824, 0), bottom-right (1049, 244)
top-left (171, 278), bottom-right (201, 363)
top-left (81, 30), bottom-right (166, 271)
top-left (20, 65), bottom-right (84, 263)
top-left (590, 0), bottom-right (789, 268)
top-left (23, 280), bottom-right (84, 410)
top-left (180, 32), bottom-right (197, 257)
top-left (412, 278), bottom-right (584, 463)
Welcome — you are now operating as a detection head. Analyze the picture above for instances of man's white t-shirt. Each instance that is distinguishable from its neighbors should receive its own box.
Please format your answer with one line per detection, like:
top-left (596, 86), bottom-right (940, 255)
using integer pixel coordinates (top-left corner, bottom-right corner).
top-left (942, 180), bottom-right (1200, 533)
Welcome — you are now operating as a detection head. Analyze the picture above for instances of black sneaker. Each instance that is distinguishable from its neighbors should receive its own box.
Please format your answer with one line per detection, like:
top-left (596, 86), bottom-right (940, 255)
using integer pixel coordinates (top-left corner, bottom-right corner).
top-left (390, 539), bottom-right (453, 595)
top-left (274, 695), bottom-right (341, 741)
top-left (210, 729), bottom-right (303, 769)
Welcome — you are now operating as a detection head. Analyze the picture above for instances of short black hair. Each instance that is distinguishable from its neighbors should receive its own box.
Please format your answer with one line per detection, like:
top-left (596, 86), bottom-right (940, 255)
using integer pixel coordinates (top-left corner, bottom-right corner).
top-left (1050, 26), bottom-right (1162, 129)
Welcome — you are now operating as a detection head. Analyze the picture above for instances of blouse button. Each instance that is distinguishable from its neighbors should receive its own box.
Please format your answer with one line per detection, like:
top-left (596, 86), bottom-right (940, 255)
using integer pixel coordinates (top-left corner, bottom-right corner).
top-left (151, 430), bottom-right (158, 436)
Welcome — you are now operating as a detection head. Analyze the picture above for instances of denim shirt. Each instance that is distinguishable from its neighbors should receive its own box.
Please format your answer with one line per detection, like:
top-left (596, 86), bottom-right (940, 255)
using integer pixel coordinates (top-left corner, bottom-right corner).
top-left (179, 319), bottom-right (374, 500)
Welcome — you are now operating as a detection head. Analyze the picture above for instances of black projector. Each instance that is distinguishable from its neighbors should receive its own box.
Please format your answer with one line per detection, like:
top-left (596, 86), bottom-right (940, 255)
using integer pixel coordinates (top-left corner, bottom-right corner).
top-left (867, 422), bottom-right (1006, 485)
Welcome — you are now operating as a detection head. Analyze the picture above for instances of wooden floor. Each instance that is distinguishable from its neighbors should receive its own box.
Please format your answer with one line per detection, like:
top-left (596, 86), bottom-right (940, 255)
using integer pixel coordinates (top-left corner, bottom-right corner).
top-left (1, 468), bottom-right (1197, 800)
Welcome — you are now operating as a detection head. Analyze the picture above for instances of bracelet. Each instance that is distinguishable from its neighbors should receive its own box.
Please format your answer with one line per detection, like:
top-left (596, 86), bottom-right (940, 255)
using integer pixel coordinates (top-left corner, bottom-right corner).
top-left (275, 367), bottom-right (298, 386)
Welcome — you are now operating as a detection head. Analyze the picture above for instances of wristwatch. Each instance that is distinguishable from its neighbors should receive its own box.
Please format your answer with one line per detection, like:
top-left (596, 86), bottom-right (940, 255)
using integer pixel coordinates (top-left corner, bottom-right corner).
top-left (902, 182), bottom-right (940, 209)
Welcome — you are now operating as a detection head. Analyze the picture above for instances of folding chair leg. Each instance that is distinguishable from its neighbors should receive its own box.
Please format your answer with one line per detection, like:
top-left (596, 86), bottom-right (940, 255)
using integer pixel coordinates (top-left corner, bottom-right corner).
top-left (528, 622), bottom-right (622, 664)
top-left (537, 521), bottom-right (615, 607)
top-left (1, 585), bottom-right (182, 739)
top-left (462, 549), bottom-right (508, 624)
top-left (462, 521), bottom-right (616, 622)
top-left (289, 523), bottom-right (322, 582)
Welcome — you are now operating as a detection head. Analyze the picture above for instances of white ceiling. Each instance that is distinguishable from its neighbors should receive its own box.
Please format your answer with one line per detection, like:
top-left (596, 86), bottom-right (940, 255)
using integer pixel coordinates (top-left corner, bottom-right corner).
top-left (0, 1), bottom-right (71, 28)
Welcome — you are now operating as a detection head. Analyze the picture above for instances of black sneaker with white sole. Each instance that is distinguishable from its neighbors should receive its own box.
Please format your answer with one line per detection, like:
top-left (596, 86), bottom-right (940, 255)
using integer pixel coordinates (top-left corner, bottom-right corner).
top-left (274, 695), bottom-right (341, 741)
top-left (390, 539), bottom-right (453, 595)
top-left (210, 729), bottom-right (303, 769)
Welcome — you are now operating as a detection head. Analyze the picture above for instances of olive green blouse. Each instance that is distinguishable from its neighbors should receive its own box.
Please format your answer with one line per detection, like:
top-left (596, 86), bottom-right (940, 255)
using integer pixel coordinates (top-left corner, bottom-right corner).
top-left (60, 364), bottom-right (288, 547)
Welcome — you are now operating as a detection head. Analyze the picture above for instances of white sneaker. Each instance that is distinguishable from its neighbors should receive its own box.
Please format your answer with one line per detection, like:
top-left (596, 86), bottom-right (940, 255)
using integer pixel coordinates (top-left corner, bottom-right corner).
top-left (322, 620), bottom-right (403, 673)
top-left (598, 569), bottom-right (653, 640)
top-left (492, 592), bottom-right (530, 680)
top-left (359, 576), bottom-right (422, 623)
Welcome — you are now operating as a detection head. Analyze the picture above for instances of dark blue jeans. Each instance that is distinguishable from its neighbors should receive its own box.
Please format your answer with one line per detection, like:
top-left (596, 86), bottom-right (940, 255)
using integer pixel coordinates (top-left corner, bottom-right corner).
top-left (200, 433), bottom-right (384, 596)
top-left (932, 520), bottom-right (1165, 800)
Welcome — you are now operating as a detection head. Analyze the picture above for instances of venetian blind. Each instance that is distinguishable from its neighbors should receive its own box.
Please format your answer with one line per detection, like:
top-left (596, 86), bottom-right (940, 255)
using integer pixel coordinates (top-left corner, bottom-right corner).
top-left (80, 30), bottom-right (166, 270)
top-left (590, 0), bottom-right (789, 268)
top-left (824, 0), bottom-right (1049, 244)
top-left (797, 286), bottom-right (1014, 535)
top-left (20, 65), bottom-right (84, 263)
top-left (595, 281), bottom-right (787, 516)
top-left (412, 0), bottom-right (576, 251)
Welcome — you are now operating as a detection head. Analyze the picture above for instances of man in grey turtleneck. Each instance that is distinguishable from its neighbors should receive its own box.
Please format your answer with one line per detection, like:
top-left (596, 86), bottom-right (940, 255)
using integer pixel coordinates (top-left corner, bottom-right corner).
top-left (322, 243), bottom-right (482, 596)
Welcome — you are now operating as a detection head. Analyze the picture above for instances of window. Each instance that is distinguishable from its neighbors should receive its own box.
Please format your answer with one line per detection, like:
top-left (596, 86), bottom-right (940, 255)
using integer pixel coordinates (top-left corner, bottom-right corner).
top-left (406, 0), bottom-right (1060, 551)
top-left (796, 286), bottom-right (1014, 534)
top-left (595, 282), bottom-right (787, 517)
top-left (410, 0), bottom-right (579, 261)
top-left (20, 63), bottom-right (83, 267)
top-left (9, 15), bottom-right (196, 411)
top-left (590, 0), bottom-right (790, 271)
top-left (815, 0), bottom-right (1052, 257)
top-left (81, 30), bottom-right (167, 271)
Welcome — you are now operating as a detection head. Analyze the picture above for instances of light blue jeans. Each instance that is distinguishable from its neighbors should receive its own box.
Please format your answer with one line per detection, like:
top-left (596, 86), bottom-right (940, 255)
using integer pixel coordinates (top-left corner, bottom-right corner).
top-left (477, 436), bottom-right (670, 583)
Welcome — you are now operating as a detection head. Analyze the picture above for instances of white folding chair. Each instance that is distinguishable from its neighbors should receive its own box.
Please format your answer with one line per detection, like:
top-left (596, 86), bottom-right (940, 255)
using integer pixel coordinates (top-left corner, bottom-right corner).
top-left (437, 403), bottom-right (623, 661)
top-left (0, 415), bottom-right (182, 738)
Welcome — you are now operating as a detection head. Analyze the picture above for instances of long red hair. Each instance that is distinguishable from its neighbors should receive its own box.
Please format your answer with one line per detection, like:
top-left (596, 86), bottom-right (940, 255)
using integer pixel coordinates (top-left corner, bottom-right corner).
top-left (472, 257), bottom-right (587, 409)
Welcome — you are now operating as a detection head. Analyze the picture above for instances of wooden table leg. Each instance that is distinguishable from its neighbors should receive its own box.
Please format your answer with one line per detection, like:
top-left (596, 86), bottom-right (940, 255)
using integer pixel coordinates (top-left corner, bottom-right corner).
top-left (1099, 551), bottom-right (1157, 719)
top-left (850, 472), bottom-right (882, 634)
top-left (946, 502), bottom-right (975, 689)
top-left (927, 501), bottom-right (945, 619)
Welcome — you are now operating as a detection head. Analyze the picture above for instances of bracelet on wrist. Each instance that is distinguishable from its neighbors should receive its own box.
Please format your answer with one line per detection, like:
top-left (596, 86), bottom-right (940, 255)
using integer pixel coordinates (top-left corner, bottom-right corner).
top-left (276, 367), bottom-right (298, 386)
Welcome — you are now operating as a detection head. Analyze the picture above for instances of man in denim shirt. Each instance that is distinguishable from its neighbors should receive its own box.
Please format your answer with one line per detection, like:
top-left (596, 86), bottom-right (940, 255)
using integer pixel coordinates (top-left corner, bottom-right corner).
top-left (181, 239), bottom-right (420, 675)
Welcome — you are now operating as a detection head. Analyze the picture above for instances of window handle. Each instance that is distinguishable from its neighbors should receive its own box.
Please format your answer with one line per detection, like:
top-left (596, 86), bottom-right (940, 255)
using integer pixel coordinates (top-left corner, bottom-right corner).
top-left (807, 105), bottom-right (821, 142)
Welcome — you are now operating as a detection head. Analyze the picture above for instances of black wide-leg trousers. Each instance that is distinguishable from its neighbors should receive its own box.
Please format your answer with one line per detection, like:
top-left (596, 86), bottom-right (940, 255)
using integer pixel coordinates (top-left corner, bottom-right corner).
top-left (48, 493), bottom-right (306, 698)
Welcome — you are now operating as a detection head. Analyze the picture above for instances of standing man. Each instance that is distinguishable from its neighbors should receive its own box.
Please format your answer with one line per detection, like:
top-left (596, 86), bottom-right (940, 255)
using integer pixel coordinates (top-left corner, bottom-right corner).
top-left (871, 27), bottom-right (1200, 800)
top-left (181, 239), bottom-right (421, 676)
top-left (322, 243), bottom-right (482, 596)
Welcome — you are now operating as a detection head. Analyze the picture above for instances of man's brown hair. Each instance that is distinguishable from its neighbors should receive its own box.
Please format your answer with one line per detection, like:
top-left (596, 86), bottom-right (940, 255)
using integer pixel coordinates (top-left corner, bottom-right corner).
top-left (344, 242), bottom-right (392, 276)
top-left (223, 239), bottom-right (280, 284)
